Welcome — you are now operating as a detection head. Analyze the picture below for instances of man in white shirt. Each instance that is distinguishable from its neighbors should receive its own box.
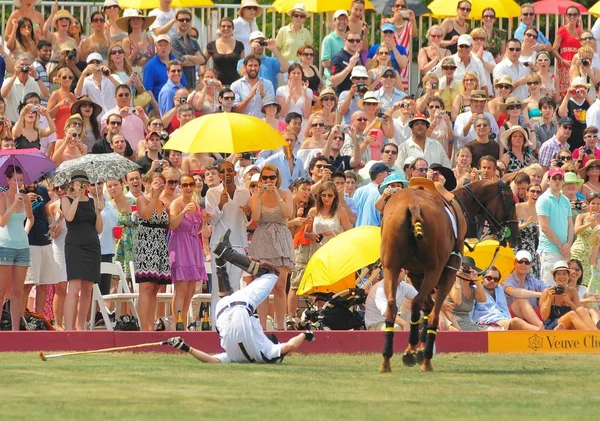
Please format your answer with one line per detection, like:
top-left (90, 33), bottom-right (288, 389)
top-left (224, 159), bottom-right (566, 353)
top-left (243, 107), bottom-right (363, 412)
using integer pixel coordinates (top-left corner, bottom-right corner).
top-left (453, 90), bottom-right (499, 150)
top-left (586, 82), bottom-right (600, 130)
top-left (205, 160), bottom-right (252, 320)
top-left (149, 0), bottom-right (177, 39)
top-left (232, 55), bottom-right (275, 118)
top-left (1, 55), bottom-right (48, 122)
top-left (74, 53), bottom-right (119, 120)
top-left (365, 277), bottom-right (417, 330)
top-left (397, 114), bottom-right (451, 168)
top-left (391, 96), bottom-right (414, 149)
top-left (429, 34), bottom-right (492, 94)
top-left (493, 38), bottom-right (530, 100)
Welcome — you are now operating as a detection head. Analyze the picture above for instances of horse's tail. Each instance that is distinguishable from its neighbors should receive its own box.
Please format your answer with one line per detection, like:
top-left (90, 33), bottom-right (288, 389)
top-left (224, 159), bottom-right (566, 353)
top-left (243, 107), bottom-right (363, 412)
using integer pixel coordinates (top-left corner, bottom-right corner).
top-left (409, 199), bottom-right (424, 241)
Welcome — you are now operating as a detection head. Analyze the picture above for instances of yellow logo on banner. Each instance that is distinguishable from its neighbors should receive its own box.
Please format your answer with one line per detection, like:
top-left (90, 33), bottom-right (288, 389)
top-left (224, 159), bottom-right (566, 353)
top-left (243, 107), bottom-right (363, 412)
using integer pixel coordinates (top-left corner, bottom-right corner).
top-left (489, 331), bottom-right (600, 353)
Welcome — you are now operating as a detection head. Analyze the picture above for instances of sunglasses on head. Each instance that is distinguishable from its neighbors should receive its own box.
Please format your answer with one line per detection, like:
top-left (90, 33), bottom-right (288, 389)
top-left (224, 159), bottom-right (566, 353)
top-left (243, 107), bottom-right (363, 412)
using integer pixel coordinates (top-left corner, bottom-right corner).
top-left (261, 175), bottom-right (277, 181)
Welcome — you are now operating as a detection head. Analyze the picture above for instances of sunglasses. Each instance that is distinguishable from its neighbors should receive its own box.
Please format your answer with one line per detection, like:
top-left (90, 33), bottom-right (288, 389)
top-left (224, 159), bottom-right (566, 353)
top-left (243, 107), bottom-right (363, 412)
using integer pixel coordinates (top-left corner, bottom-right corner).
top-left (53, 186), bottom-right (66, 191)
top-left (522, 12), bottom-right (535, 17)
top-left (109, 121), bottom-right (122, 126)
top-left (320, 193), bottom-right (335, 198)
top-left (92, 18), bottom-right (105, 23)
top-left (80, 103), bottom-right (93, 108)
top-left (529, 189), bottom-right (542, 194)
top-left (430, 34), bottom-right (442, 39)
top-left (525, 33), bottom-right (537, 38)
top-left (584, 134), bottom-right (598, 138)
top-left (311, 122), bottom-right (325, 127)
top-left (459, 7), bottom-right (471, 12)
top-left (347, 39), bottom-right (361, 44)
top-left (245, 6), bottom-right (258, 11)
top-left (483, 15), bottom-right (495, 19)
top-left (180, 182), bottom-right (195, 188)
top-left (551, 175), bottom-right (564, 181)
top-left (292, 14), bottom-right (305, 18)
top-left (70, 121), bottom-right (83, 127)
top-left (496, 84), bottom-right (511, 90)
top-left (383, 149), bottom-right (398, 155)
top-left (414, 167), bottom-right (428, 173)
top-left (516, 259), bottom-right (531, 265)
top-left (508, 47), bottom-right (521, 52)
top-left (111, 50), bottom-right (125, 55)
top-left (506, 105), bottom-right (520, 111)
top-left (61, 75), bottom-right (74, 80)
top-left (167, 179), bottom-right (180, 185)
top-left (315, 164), bottom-right (330, 169)
top-left (301, 52), bottom-right (314, 57)
top-left (472, 37), bottom-right (485, 42)
top-left (567, 13), bottom-right (579, 18)
top-left (458, 44), bottom-right (471, 49)
top-left (581, 37), bottom-right (595, 42)
top-left (333, 136), bottom-right (344, 141)
top-left (588, 166), bottom-right (600, 170)
top-left (222, 96), bottom-right (235, 100)
top-left (484, 275), bottom-right (500, 282)
top-left (177, 18), bottom-right (191, 23)
top-left (117, 92), bottom-right (131, 97)
top-left (170, 69), bottom-right (182, 73)
top-left (561, 126), bottom-right (573, 131)
top-left (382, 74), bottom-right (396, 79)
top-left (378, 51), bottom-right (391, 55)
top-left (321, 96), bottom-right (336, 102)
top-left (442, 66), bottom-right (457, 71)
top-left (261, 175), bottom-right (277, 181)
top-left (558, 156), bottom-right (572, 160)
top-left (383, 30), bottom-right (395, 35)
top-left (527, 81), bottom-right (540, 86)
top-left (355, 117), bottom-right (368, 122)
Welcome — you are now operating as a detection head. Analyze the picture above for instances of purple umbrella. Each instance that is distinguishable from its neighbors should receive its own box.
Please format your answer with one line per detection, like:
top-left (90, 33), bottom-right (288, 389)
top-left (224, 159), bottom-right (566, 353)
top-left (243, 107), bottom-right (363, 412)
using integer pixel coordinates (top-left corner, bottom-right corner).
top-left (0, 149), bottom-right (57, 186)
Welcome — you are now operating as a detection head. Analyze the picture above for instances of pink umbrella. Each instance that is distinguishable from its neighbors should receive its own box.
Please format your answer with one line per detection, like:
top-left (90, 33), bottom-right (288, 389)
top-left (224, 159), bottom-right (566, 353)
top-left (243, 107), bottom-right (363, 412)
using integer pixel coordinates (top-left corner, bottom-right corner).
top-left (0, 148), bottom-right (56, 186)
top-left (531, 0), bottom-right (588, 15)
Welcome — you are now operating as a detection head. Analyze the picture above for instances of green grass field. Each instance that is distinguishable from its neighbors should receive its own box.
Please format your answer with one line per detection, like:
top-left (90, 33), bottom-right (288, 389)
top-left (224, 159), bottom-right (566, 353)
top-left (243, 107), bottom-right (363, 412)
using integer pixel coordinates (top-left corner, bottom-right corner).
top-left (2, 352), bottom-right (599, 420)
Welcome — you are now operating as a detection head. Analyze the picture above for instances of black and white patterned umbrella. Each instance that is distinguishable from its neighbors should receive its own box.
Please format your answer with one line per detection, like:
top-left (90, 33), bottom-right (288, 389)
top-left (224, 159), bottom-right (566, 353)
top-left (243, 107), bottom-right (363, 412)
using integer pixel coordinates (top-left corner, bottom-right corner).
top-left (53, 153), bottom-right (140, 185)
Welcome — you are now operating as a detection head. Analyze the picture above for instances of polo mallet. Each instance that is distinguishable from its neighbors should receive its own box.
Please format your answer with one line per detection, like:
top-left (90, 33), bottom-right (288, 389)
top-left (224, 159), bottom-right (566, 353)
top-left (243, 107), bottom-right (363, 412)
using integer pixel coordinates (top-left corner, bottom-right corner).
top-left (39, 341), bottom-right (167, 361)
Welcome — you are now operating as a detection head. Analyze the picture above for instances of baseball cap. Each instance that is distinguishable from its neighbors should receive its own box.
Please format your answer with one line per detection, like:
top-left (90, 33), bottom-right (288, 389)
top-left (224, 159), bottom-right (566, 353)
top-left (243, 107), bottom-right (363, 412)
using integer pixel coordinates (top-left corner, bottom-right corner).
top-left (458, 34), bottom-right (472, 47)
top-left (370, 162), bottom-right (394, 176)
top-left (243, 164), bottom-right (260, 177)
top-left (249, 31), bottom-right (266, 41)
top-left (558, 117), bottom-right (574, 126)
top-left (86, 52), bottom-right (103, 63)
top-left (515, 250), bottom-right (533, 262)
top-left (380, 22), bottom-right (396, 32)
top-left (460, 256), bottom-right (481, 272)
top-left (333, 10), bottom-right (349, 19)
top-left (381, 67), bottom-right (395, 76)
top-left (156, 34), bottom-right (171, 44)
top-left (548, 167), bottom-right (565, 178)
top-left (351, 66), bottom-right (368, 79)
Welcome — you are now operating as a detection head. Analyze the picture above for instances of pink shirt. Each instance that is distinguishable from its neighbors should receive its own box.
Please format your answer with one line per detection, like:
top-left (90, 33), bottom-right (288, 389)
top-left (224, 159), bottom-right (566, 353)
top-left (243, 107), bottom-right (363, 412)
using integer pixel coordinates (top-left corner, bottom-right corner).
top-left (100, 107), bottom-right (146, 151)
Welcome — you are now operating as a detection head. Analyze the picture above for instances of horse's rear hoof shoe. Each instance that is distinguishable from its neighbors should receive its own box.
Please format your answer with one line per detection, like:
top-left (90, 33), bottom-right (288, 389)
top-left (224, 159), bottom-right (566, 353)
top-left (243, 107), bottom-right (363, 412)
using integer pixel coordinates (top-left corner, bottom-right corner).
top-left (415, 349), bottom-right (425, 365)
top-left (401, 352), bottom-right (417, 367)
top-left (379, 359), bottom-right (392, 373)
top-left (420, 360), bottom-right (433, 372)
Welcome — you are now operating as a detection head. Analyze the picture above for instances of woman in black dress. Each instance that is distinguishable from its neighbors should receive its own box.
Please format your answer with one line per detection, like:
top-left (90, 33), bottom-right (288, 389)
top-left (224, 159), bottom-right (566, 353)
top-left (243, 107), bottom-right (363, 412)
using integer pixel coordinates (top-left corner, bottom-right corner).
top-left (204, 17), bottom-right (245, 86)
top-left (61, 170), bottom-right (103, 331)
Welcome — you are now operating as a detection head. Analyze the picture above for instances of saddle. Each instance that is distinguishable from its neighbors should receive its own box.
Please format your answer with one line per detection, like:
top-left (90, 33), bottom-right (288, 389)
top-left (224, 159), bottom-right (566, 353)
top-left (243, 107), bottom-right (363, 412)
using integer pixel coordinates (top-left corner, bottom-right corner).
top-left (408, 178), bottom-right (454, 202)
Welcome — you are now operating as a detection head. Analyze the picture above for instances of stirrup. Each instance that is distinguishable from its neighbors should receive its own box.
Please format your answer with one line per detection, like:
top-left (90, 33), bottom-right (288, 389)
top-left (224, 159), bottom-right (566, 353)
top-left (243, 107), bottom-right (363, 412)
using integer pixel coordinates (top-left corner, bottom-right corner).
top-left (445, 252), bottom-right (462, 271)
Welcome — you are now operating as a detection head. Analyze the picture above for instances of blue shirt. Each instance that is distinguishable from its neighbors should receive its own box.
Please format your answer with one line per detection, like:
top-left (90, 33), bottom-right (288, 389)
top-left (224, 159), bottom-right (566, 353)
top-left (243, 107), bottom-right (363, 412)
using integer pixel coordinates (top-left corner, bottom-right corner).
top-left (231, 76), bottom-right (275, 118)
top-left (337, 90), bottom-right (361, 124)
top-left (536, 190), bottom-right (572, 254)
top-left (263, 151), bottom-right (306, 190)
top-left (503, 272), bottom-right (548, 308)
top-left (0, 56), bottom-right (6, 89)
top-left (345, 195), bottom-right (358, 220)
top-left (470, 286), bottom-right (511, 324)
top-left (158, 80), bottom-right (184, 116)
top-left (142, 54), bottom-right (187, 101)
top-left (352, 183), bottom-right (382, 227)
top-left (367, 44), bottom-right (408, 73)
top-left (237, 56), bottom-right (281, 92)
top-left (375, 87), bottom-right (407, 112)
top-left (514, 22), bottom-right (551, 45)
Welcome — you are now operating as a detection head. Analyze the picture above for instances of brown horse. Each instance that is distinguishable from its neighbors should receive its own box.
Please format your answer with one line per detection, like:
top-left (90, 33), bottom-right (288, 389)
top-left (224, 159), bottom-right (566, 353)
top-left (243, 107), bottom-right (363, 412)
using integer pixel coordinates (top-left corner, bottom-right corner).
top-left (379, 179), bottom-right (519, 372)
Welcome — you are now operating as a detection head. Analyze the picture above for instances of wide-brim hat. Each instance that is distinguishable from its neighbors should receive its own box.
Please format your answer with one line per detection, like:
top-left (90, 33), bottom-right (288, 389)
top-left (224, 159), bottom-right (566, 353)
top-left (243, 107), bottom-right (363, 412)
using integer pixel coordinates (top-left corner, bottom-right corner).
top-left (289, 3), bottom-right (310, 18)
top-left (577, 159), bottom-right (600, 179)
top-left (116, 9), bottom-right (156, 32)
top-left (499, 97), bottom-right (526, 112)
top-left (550, 260), bottom-right (572, 276)
top-left (71, 96), bottom-right (102, 118)
top-left (494, 74), bottom-right (513, 87)
top-left (358, 91), bottom-right (380, 108)
top-left (238, 0), bottom-right (263, 17)
top-left (70, 169), bottom-right (89, 183)
top-left (430, 163), bottom-right (457, 191)
top-left (563, 172), bottom-right (585, 186)
top-left (460, 256), bottom-right (482, 274)
top-left (261, 95), bottom-right (281, 114)
top-left (469, 90), bottom-right (488, 101)
top-left (379, 172), bottom-right (408, 194)
top-left (15, 0), bottom-right (41, 7)
top-left (53, 9), bottom-right (74, 26)
top-left (499, 126), bottom-right (532, 149)
top-left (318, 88), bottom-right (337, 107)
top-left (570, 76), bottom-right (591, 90)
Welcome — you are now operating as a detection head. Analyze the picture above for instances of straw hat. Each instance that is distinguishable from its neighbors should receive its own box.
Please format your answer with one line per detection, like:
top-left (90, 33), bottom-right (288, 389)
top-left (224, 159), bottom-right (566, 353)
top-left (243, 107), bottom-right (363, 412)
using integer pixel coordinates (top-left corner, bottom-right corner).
top-left (238, 0), bottom-right (263, 17)
top-left (494, 74), bottom-right (513, 87)
top-left (358, 91), bottom-right (380, 108)
top-left (550, 260), bottom-right (572, 276)
top-left (116, 9), bottom-right (156, 32)
top-left (570, 76), bottom-right (591, 90)
top-left (15, 0), bottom-right (41, 7)
top-left (53, 10), bottom-right (74, 27)
top-left (499, 126), bottom-right (531, 150)
top-left (499, 97), bottom-right (526, 112)
top-left (577, 159), bottom-right (600, 179)
top-left (289, 4), bottom-right (310, 18)
top-left (318, 88), bottom-right (337, 107)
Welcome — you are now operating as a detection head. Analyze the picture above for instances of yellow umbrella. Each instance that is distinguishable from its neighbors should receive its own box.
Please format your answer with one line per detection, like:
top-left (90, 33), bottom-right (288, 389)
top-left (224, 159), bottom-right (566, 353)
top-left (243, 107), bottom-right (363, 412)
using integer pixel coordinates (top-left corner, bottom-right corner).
top-left (118, 0), bottom-right (213, 10)
top-left (591, 2), bottom-right (600, 16)
top-left (298, 226), bottom-right (381, 296)
top-left (272, 0), bottom-right (375, 13)
top-left (162, 113), bottom-right (287, 154)
top-left (427, 0), bottom-right (520, 19)
top-left (464, 239), bottom-right (515, 283)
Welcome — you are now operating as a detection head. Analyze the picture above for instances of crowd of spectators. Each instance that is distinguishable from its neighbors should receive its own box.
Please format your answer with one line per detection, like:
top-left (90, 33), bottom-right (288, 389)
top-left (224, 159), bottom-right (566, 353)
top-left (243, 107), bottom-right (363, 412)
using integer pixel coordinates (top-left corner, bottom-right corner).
top-left (1, 0), bottom-right (600, 333)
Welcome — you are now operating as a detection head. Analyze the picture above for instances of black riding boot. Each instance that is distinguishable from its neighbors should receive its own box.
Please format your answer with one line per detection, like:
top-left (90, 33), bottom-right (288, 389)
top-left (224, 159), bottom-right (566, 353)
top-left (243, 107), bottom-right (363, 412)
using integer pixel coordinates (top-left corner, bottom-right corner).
top-left (215, 229), bottom-right (280, 277)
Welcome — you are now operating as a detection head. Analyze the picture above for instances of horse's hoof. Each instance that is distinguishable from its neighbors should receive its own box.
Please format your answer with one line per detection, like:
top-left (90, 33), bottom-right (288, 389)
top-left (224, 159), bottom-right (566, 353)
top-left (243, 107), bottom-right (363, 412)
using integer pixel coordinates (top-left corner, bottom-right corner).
top-left (415, 349), bottom-right (425, 364)
top-left (420, 359), bottom-right (433, 372)
top-left (401, 352), bottom-right (417, 367)
top-left (379, 359), bottom-right (392, 373)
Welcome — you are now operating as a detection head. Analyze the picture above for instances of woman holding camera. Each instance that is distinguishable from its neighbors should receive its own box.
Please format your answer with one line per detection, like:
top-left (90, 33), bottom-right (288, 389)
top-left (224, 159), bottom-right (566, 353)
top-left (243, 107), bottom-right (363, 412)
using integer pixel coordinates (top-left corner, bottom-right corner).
top-left (579, 159), bottom-right (600, 199)
top-left (47, 67), bottom-right (78, 139)
top-left (570, 192), bottom-right (600, 288)
top-left (569, 45), bottom-right (600, 90)
top-left (540, 261), bottom-right (598, 330)
top-left (12, 103), bottom-right (56, 150)
top-left (249, 164), bottom-right (294, 330)
top-left (188, 70), bottom-right (224, 114)
top-left (61, 170), bottom-right (103, 331)
top-left (306, 182), bottom-right (351, 245)
top-left (448, 257), bottom-right (487, 331)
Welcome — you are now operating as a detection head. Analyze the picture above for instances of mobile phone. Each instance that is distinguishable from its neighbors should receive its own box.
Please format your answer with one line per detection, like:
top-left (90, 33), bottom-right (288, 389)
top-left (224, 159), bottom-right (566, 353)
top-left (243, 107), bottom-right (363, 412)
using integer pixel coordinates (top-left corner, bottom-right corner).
top-left (400, 11), bottom-right (409, 19)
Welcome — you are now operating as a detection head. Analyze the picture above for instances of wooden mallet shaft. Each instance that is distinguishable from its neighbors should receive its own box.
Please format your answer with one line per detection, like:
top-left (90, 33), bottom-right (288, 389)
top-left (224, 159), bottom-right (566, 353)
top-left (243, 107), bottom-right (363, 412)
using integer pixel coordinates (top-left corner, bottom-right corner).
top-left (39, 341), bottom-right (167, 361)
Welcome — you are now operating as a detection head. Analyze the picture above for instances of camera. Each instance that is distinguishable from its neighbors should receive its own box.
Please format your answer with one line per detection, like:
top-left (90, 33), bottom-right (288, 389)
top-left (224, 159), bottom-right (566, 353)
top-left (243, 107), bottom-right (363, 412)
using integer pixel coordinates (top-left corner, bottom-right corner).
top-left (575, 200), bottom-right (583, 210)
top-left (102, 68), bottom-right (110, 76)
top-left (433, 170), bottom-right (439, 176)
top-left (179, 97), bottom-right (187, 104)
top-left (31, 105), bottom-right (39, 112)
top-left (431, 82), bottom-right (438, 89)
top-left (554, 286), bottom-right (565, 295)
top-left (556, 161), bottom-right (564, 168)
top-left (488, 132), bottom-right (497, 141)
top-left (323, 164), bottom-right (333, 170)
top-left (67, 49), bottom-right (77, 61)
top-left (585, 147), bottom-right (593, 155)
top-left (315, 234), bottom-right (324, 243)
top-left (571, 88), bottom-right (583, 95)
top-left (262, 184), bottom-right (269, 190)
top-left (20, 66), bottom-right (29, 73)
top-left (340, 125), bottom-right (351, 134)
top-left (439, 110), bottom-right (447, 116)
top-left (523, 62), bottom-right (530, 67)
top-left (377, 112), bottom-right (388, 120)
top-left (388, 187), bottom-right (398, 194)
top-left (206, 79), bottom-right (215, 86)
top-left (357, 83), bottom-right (368, 95)
top-left (258, 41), bottom-right (268, 47)
top-left (160, 131), bottom-right (169, 141)
top-left (582, 59), bottom-right (590, 66)
top-left (242, 152), bottom-right (253, 161)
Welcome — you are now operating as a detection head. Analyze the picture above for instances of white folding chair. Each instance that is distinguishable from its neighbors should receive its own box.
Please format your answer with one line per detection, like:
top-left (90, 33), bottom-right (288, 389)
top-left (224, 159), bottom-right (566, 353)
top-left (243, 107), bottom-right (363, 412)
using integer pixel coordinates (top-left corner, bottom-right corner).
top-left (129, 261), bottom-right (174, 315)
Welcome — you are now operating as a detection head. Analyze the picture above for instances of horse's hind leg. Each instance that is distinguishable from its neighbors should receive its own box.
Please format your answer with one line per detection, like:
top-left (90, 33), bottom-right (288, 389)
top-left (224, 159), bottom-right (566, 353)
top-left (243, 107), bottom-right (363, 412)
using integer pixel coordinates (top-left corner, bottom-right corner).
top-left (421, 269), bottom-right (455, 372)
top-left (379, 265), bottom-right (400, 373)
top-left (401, 297), bottom-right (421, 367)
